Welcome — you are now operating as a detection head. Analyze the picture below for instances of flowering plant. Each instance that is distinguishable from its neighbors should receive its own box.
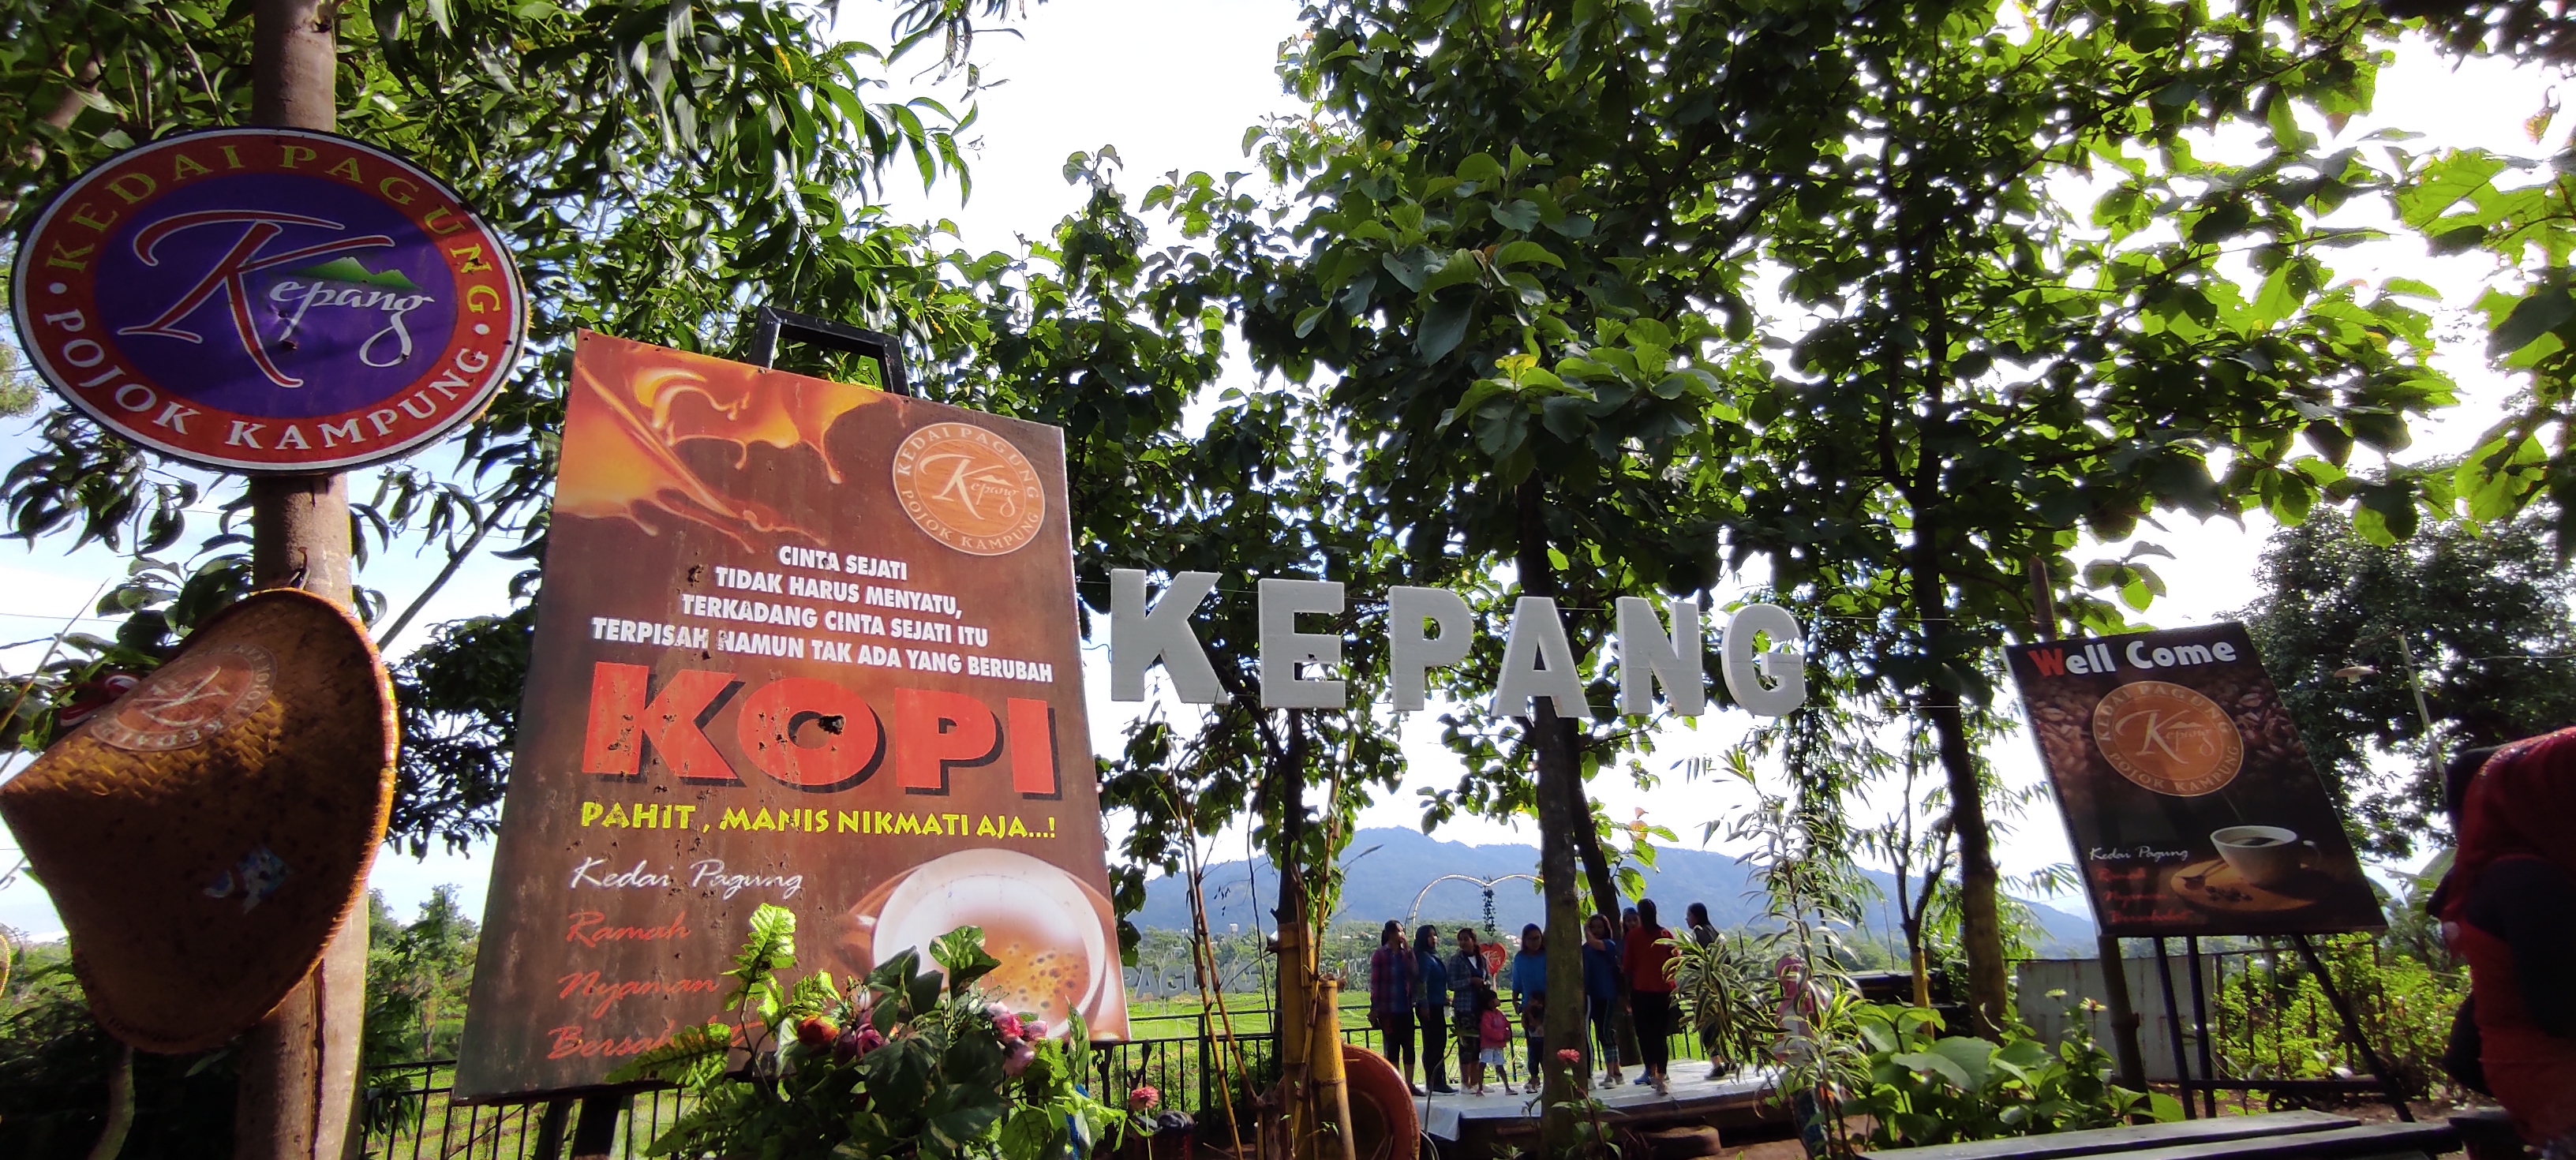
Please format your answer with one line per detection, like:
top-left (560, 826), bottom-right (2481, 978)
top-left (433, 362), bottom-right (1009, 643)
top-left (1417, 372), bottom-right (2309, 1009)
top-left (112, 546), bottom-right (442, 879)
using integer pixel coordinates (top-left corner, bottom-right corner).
top-left (608, 904), bottom-right (1132, 1159)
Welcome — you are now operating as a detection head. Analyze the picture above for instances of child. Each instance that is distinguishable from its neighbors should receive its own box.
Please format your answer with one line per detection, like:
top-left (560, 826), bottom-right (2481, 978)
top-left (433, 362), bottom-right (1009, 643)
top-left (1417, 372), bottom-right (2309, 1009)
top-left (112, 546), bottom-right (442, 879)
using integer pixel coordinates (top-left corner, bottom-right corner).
top-left (1476, 985), bottom-right (1515, 1095)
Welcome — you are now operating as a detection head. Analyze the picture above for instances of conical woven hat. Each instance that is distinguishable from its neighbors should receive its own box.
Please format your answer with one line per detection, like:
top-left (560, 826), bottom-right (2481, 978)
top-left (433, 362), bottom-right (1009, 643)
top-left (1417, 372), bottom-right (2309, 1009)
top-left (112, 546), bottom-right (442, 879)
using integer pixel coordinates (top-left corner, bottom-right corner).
top-left (0, 588), bottom-right (394, 1053)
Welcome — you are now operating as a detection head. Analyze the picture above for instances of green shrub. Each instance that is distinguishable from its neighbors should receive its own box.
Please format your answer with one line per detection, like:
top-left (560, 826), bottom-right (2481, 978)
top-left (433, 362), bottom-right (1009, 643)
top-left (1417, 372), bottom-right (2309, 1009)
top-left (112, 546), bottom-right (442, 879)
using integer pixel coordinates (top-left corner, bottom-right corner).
top-left (610, 904), bottom-right (1141, 1160)
top-left (2210, 941), bottom-right (2465, 1100)
top-left (1834, 1004), bottom-right (2180, 1150)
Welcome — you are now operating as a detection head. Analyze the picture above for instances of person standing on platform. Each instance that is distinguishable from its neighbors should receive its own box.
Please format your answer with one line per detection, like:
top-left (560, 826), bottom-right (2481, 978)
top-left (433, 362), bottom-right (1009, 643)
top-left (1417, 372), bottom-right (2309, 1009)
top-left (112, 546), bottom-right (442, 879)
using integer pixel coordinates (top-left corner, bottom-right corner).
top-left (1582, 912), bottom-right (1626, 1086)
top-left (1477, 986), bottom-right (1517, 1095)
top-left (1511, 922), bottom-right (1548, 1082)
top-left (1414, 925), bottom-right (1456, 1094)
top-left (1449, 928), bottom-right (1492, 1094)
top-left (1368, 919), bottom-right (1422, 1095)
top-left (2436, 735), bottom-right (2576, 1158)
top-left (1624, 898), bottom-right (1680, 1093)
top-left (1686, 901), bottom-right (1728, 1079)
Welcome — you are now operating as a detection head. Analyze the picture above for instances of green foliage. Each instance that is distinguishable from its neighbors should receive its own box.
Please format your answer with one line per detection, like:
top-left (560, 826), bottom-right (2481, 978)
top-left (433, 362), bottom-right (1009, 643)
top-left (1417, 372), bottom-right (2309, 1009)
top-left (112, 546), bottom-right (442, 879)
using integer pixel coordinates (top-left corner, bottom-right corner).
top-left (1837, 1004), bottom-right (2179, 1150)
top-left (2238, 505), bottom-right (2576, 857)
top-left (2394, 135), bottom-right (2576, 550)
top-left (361, 888), bottom-right (478, 1062)
top-left (1667, 928), bottom-right (1773, 1071)
top-left (0, 937), bottom-right (237, 1159)
top-left (2210, 940), bottom-right (2466, 1101)
top-left (386, 608), bottom-right (534, 856)
top-left (609, 904), bottom-right (1134, 1160)
top-left (361, 888), bottom-right (480, 1134)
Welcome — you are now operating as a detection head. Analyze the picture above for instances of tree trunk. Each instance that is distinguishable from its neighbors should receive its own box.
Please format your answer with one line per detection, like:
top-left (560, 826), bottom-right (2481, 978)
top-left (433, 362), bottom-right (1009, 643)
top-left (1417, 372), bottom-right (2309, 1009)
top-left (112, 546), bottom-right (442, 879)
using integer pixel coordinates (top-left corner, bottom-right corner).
top-left (1906, 518), bottom-right (2008, 1038)
top-left (1903, 918), bottom-right (1930, 1008)
top-left (1267, 712), bottom-right (1322, 1160)
top-left (1923, 686), bottom-right (2008, 1038)
top-left (1518, 477), bottom-right (1589, 1143)
top-left (1568, 791), bottom-right (1641, 1072)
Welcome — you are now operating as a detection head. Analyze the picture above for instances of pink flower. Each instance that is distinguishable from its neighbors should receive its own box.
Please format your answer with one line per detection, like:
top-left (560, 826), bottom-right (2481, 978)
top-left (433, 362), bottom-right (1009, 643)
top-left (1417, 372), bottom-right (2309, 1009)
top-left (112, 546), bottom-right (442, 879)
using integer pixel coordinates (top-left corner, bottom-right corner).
top-left (1130, 1085), bottom-right (1161, 1109)
top-left (1555, 1049), bottom-right (1582, 1065)
top-left (835, 1023), bottom-right (886, 1062)
top-left (984, 1003), bottom-right (1028, 1040)
top-left (1024, 1019), bottom-right (1051, 1041)
top-left (1002, 1038), bottom-right (1039, 1077)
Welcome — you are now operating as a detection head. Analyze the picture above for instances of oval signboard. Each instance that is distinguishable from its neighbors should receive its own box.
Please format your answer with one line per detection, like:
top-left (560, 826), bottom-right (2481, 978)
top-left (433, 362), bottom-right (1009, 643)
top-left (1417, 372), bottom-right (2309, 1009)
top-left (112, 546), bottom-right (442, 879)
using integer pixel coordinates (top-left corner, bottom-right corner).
top-left (10, 127), bottom-right (525, 473)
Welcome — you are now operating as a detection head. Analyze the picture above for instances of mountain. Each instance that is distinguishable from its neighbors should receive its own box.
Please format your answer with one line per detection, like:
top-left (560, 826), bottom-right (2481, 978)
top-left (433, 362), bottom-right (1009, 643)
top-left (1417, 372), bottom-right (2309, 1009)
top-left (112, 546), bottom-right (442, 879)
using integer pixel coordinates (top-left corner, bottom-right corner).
top-left (292, 256), bottom-right (421, 290)
top-left (1133, 826), bottom-right (2097, 956)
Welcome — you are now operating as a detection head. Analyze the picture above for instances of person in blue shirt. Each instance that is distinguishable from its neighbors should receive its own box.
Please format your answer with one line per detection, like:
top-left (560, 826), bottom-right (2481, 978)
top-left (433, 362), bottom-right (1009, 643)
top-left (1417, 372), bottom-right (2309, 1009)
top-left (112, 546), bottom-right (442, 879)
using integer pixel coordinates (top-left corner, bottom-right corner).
top-left (1582, 911), bottom-right (1626, 1085)
top-left (1413, 925), bottom-right (1455, 1093)
top-left (1510, 922), bottom-right (1548, 1083)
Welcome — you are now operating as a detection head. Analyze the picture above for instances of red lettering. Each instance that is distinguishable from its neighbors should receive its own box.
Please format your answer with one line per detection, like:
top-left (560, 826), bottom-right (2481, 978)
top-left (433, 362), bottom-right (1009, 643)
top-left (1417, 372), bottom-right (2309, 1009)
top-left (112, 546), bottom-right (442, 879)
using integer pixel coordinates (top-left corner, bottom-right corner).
top-left (2027, 648), bottom-right (2066, 677)
top-left (578, 662), bottom-right (741, 784)
top-left (736, 676), bottom-right (882, 792)
top-left (1007, 698), bottom-right (1060, 798)
top-left (894, 688), bottom-right (1000, 794)
top-left (564, 909), bottom-right (691, 948)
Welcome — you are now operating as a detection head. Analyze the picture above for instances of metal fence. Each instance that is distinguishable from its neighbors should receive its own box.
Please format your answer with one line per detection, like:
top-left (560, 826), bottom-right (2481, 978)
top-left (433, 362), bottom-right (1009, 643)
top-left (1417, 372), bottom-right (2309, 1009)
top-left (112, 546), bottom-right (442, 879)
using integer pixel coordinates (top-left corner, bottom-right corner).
top-left (2015, 935), bottom-right (2456, 1108)
top-left (356, 1001), bottom-right (1728, 1158)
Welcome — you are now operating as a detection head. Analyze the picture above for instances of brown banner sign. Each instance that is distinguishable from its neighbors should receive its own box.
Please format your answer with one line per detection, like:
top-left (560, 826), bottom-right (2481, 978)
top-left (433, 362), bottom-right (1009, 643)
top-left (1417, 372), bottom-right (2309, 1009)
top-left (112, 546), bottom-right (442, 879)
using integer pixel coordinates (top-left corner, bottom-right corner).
top-left (2005, 623), bottom-right (2383, 937)
top-left (455, 332), bottom-right (1125, 1100)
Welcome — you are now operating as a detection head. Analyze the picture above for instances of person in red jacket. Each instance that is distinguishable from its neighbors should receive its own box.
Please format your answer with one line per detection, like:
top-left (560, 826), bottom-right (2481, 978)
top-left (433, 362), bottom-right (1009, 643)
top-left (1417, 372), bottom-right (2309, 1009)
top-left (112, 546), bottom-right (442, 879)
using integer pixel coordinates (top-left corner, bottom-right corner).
top-left (1623, 898), bottom-right (1680, 1093)
top-left (2438, 730), bottom-right (2576, 1158)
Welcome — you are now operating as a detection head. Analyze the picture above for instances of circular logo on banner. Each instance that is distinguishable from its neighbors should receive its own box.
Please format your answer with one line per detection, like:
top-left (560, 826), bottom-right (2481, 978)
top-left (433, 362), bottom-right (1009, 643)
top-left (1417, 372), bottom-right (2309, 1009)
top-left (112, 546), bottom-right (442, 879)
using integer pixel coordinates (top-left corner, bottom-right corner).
top-left (9, 127), bottom-right (526, 473)
top-left (92, 643), bottom-right (276, 753)
top-left (890, 421), bottom-right (1046, 556)
top-left (2091, 680), bottom-right (2244, 797)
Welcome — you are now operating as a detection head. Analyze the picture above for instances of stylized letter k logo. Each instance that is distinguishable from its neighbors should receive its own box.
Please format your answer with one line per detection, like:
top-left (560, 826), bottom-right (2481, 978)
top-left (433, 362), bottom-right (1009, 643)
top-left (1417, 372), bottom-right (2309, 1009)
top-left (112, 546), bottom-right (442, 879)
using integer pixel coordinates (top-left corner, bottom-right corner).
top-left (117, 210), bottom-right (395, 388)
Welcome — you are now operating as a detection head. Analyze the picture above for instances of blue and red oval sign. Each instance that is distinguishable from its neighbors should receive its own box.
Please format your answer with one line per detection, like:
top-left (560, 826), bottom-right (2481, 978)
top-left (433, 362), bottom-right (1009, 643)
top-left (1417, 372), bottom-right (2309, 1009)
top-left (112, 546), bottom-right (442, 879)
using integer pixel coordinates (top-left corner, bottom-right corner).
top-left (11, 127), bottom-right (525, 473)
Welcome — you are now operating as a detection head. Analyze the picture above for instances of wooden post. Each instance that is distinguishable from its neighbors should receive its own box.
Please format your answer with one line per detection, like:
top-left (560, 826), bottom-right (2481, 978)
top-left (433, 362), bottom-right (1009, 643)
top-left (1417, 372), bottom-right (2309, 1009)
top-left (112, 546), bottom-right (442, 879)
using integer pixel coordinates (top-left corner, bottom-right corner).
top-left (1308, 980), bottom-right (1355, 1160)
top-left (2028, 556), bottom-right (2149, 1097)
top-left (567, 1093), bottom-right (626, 1159)
top-left (239, 4), bottom-right (365, 1159)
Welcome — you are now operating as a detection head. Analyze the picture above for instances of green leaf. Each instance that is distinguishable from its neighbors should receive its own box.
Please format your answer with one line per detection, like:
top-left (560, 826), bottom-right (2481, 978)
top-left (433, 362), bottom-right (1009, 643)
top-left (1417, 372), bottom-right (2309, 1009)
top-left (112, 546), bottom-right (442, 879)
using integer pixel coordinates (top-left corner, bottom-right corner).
top-left (1492, 199), bottom-right (1541, 230)
top-left (932, 926), bottom-right (1002, 997)
top-left (1492, 240), bottom-right (1562, 268)
top-left (1892, 1050), bottom-right (1973, 1091)
top-left (2488, 289), bottom-right (2575, 357)
top-left (1418, 295), bottom-right (1475, 362)
top-left (1454, 152), bottom-right (1505, 184)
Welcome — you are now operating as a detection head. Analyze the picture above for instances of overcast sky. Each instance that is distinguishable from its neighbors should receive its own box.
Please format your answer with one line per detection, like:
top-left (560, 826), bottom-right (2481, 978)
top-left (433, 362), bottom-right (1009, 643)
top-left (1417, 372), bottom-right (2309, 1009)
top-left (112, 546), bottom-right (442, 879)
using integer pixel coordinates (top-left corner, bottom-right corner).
top-left (2, 2), bottom-right (2567, 937)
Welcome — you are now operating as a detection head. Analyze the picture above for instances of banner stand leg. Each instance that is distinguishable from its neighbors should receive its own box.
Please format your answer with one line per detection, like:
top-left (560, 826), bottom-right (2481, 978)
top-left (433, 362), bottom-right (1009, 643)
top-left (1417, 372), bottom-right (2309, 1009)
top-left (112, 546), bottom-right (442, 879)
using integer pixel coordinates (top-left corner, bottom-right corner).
top-left (2290, 935), bottom-right (2413, 1122)
top-left (569, 1093), bottom-right (623, 1160)
top-left (2151, 938), bottom-right (2192, 1119)
top-left (2185, 937), bottom-right (2218, 1117)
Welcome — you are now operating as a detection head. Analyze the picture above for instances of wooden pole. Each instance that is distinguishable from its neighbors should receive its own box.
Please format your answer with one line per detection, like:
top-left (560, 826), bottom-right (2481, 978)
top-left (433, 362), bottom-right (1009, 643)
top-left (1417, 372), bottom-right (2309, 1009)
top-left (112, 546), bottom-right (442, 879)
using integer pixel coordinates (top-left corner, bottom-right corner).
top-left (2028, 556), bottom-right (2149, 1097)
top-left (2289, 935), bottom-right (2415, 1121)
top-left (240, 4), bottom-right (366, 1159)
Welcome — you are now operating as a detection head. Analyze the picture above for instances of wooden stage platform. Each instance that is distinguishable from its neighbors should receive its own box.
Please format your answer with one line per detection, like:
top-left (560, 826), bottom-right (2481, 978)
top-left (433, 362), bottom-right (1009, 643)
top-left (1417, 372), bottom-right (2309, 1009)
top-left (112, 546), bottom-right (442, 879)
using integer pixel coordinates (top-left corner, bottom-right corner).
top-left (1413, 1067), bottom-right (1788, 1156)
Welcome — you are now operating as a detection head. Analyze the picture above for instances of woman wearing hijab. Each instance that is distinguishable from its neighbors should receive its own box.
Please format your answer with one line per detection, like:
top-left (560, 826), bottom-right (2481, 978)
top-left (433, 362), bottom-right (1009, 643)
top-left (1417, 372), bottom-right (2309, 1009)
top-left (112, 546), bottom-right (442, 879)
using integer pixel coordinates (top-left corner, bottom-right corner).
top-left (1511, 923), bottom-right (1548, 1081)
top-left (1368, 919), bottom-right (1422, 1095)
top-left (1622, 898), bottom-right (1679, 1093)
top-left (1415, 924), bottom-right (1456, 1094)
top-left (1582, 912), bottom-right (1626, 1085)
top-left (2437, 734), bottom-right (2576, 1158)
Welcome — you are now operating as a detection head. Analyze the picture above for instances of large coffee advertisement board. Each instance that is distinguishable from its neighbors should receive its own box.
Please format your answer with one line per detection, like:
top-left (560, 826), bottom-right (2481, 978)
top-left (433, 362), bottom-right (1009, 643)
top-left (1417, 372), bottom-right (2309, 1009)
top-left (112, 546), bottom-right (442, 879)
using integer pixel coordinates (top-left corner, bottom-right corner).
top-left (2005, 623), bottom-right (2383, 937)
top-left (456, 332), bottom-right (1126, 1099)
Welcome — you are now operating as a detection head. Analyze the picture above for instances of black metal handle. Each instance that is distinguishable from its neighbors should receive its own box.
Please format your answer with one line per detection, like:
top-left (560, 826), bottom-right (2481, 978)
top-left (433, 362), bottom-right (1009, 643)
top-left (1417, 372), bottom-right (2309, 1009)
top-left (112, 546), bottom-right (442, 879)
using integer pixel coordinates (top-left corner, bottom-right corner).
top-left (744, 305), bottom-right (911, 396)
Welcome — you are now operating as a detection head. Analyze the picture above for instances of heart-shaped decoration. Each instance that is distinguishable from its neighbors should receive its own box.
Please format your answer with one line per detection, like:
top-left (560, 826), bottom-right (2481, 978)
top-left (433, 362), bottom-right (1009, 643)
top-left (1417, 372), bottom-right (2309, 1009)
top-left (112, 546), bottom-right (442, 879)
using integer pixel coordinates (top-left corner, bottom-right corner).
top-left (0, 588), bottom-right (393, 1052)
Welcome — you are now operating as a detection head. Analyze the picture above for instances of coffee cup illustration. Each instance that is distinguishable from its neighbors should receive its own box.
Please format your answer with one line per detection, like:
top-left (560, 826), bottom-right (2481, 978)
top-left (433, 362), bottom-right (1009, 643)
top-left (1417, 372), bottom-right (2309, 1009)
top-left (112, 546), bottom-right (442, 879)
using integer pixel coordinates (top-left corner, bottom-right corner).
top-left (2211, 825), bottom-right (2314, 887)
top-left (837, 849), bottom-right (1110, 1027)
